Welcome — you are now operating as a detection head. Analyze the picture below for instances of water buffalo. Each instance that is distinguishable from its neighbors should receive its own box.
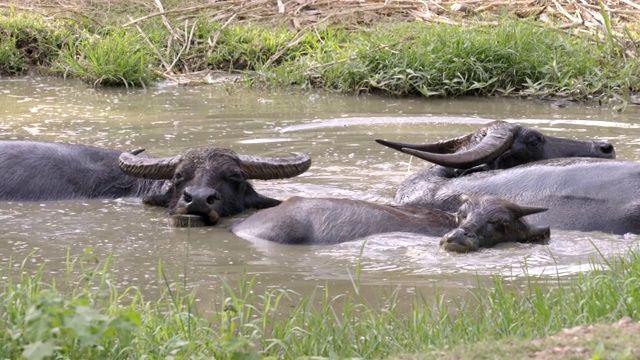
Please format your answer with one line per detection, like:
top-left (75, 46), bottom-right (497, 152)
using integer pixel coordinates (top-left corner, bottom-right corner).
top-left (0, 141), bottom-right (311, 225)
top-left (230, 195), bottom-right (550, 252)
top-left (375, 120), bottom-right (615, 204)
top-left (387, 158), bottom-right (640, 235)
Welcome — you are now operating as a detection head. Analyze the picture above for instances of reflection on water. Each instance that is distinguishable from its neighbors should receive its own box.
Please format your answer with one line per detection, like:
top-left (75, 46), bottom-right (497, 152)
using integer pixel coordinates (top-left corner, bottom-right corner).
top-left (1, 76), bottom-right (640, 306)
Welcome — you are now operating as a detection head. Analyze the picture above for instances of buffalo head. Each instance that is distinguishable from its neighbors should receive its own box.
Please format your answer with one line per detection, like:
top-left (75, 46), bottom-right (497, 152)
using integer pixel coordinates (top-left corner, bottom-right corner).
top-left (376, 120), bottom-right (614, 172)
top-left (118, 148), bottom-right (311, 226)
top-left (441, 195), bottom-right (550, 253)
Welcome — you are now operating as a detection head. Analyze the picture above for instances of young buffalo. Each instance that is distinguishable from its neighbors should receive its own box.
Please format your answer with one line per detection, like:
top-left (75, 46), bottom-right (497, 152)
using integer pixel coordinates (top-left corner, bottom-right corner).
top-left (229, 195), bottom-right (550, 253)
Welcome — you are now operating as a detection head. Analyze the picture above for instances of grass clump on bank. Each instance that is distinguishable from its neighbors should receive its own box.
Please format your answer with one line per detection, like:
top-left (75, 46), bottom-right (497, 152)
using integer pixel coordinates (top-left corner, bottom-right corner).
top-left (2, 248), bottom-right (640, 359)
top-left (0, 11), bottom-right (158, 87)
top-left (263, 19), bottom-right (639, 99)
top-left (0, 36), bottom-right (26, 75)
top-left (0, 4), bottom-right (639, 98)
top-left (0, 11), bottom-right (71, 75)
top-left (55, 29), bottom-right (159, 87)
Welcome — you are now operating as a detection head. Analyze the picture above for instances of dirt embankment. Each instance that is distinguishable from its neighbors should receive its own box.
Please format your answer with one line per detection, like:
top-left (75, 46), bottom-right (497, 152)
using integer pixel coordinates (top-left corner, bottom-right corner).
top-left (528, 317), bottom-right (640, 360)
top-left (398, 317), bottom-right (640, 360)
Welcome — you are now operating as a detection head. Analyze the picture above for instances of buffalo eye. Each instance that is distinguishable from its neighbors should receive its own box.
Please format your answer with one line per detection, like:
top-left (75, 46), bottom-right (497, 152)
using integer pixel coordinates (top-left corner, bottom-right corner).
top-left (488, 218), bottom-right (508, 229)
top-left (529, 135), bottom-right (544, 147)
top-left (226, 171), bottom-right (245, 183)
top-left (173, 172), bottom-right (185, 185)
top-left (456, 212), bottom-right (466, 225)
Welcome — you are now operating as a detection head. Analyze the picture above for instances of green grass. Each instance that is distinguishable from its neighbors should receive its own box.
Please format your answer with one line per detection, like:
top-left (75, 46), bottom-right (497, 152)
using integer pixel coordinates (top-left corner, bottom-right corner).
top-left (55, 28), bottom-right (159, 87)
top-left (0, 36), bottom-right (26, 75)
top-left (1, 8), bottom-right (638, 99)
top-left (272, 20), bottom-right (639, 100)
top-left (2, 247), bottom-right (640, 359)
top-left (0, 11), bottom-right (70, 75)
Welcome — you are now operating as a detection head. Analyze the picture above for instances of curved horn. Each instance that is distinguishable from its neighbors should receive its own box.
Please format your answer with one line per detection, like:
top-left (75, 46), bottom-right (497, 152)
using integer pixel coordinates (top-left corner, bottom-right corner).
top-left (238, 152), bottom-right (311, 180)
top-left (513, 205), bottom-right (548, 218)
top-left (375, 133), bottom-right (475, 154)
top-left (399, 127), bottom-right (515, 169)
top-left (118, 151), bottom-right (182, 180)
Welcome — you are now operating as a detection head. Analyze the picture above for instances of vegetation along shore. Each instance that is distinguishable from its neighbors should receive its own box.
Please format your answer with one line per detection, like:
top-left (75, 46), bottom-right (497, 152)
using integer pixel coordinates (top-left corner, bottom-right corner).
top-left (0, 0), bottom-right (639, 104)
top-left (1, 249), bottom-right (640, 359)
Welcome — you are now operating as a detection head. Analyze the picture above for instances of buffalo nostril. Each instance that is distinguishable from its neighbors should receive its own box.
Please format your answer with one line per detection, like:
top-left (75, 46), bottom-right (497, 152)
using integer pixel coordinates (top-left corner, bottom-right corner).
top-left (183, 187), bottom-right (218, 208)
top-left (600, 142), bottom-right (614, 154)
top-left (443, 228), bottom-right (469, 243)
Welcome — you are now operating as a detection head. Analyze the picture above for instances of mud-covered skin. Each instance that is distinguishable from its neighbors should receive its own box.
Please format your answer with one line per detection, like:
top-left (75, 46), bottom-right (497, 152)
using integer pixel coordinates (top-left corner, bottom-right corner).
top-left (0, 141), bottom-right (310, 224)
top-left (396, 158), bottom-right (640, 235)
top-left (230, 195), bottom-right (550, 252)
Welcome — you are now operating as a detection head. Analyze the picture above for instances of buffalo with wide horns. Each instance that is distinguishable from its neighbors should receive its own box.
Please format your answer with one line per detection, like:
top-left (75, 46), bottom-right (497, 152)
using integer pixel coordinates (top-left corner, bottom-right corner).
top-left (230, 194), bottom-right (550, 252)
top-left (0, 141), bottom-right (311, 225)
top-left (375, 120), bottom-right (615, 205)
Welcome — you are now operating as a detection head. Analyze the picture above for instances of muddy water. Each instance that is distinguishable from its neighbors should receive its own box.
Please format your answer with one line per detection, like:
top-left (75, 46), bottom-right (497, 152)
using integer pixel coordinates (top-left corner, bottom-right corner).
top-left (1, 76), bottom-right (639, 308)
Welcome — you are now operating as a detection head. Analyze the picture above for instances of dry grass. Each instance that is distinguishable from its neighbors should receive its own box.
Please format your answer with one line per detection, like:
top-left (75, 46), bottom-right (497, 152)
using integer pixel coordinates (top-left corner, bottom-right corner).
top-left (7, 0), bottom-right (640, 30)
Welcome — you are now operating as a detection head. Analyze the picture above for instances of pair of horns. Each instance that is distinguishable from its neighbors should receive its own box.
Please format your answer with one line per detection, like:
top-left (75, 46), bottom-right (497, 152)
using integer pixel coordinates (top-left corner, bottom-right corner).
top-left (376, 122), bottom-right (516, 169)
top-left (118, 149), bottom-right (311, 180)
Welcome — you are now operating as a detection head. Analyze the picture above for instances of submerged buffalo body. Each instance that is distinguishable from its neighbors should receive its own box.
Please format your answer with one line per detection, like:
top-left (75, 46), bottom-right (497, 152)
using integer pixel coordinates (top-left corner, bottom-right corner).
top-left (376, 120), bottom-right (615, 204)
top-left (0, 141), bottom-right (311, 225)
top-left (230, 195), bottom-right (550, 252)
top-left (396, 159), bottom-right (640, 235)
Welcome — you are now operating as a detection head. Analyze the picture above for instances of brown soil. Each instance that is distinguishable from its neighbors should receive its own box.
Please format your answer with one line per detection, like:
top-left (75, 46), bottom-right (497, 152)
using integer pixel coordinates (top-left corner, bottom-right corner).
top-left (527, 317), bottom-right (640, 360)
top-left (400, 317), bottom-right (640, 360)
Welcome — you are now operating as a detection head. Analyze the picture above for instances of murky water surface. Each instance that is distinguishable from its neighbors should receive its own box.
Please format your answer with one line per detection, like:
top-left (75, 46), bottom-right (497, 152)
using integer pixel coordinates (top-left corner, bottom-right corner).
top-left (1, 76), bottom-right (639, 307)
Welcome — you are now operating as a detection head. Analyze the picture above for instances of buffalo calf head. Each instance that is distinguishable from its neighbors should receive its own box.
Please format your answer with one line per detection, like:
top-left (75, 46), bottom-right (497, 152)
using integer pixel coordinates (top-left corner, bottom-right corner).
top-left (440, 195), bottom-right (550, 253)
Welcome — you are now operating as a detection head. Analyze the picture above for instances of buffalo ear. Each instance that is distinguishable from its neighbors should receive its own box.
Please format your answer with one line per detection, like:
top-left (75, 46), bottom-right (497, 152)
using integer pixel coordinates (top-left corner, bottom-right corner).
top-left (514, 205), bottom-right (548, 218)
top-left (246, 194), bottom-right (281, 210)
